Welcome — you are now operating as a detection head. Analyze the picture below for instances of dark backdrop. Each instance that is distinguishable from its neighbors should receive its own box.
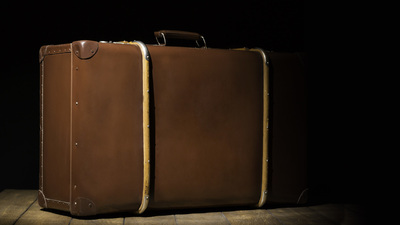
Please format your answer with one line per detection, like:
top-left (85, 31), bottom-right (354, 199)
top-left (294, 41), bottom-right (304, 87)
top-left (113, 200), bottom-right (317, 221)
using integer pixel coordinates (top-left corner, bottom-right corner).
top-left (0, 1), bottom-right (370, 205)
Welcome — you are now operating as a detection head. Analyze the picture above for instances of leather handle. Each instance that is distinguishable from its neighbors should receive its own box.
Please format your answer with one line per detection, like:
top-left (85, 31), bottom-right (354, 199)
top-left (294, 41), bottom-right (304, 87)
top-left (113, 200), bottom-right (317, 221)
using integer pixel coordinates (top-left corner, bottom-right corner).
top-left (154, 30), bottom-right (207, 47)
top-left (155, 30), bottom-right (201, 41)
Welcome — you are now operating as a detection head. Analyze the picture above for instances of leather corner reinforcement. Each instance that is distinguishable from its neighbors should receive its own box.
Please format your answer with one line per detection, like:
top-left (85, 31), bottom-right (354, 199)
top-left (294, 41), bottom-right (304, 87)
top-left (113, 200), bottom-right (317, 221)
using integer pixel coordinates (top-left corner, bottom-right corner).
top-left (72, 40), bottom-right (99, 60)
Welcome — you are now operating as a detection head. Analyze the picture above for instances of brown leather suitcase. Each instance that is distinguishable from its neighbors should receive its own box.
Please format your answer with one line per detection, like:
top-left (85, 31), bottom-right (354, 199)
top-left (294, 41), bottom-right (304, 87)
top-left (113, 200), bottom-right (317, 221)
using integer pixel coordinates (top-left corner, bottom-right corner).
top-left (39, 30), bottom-right (305, 216)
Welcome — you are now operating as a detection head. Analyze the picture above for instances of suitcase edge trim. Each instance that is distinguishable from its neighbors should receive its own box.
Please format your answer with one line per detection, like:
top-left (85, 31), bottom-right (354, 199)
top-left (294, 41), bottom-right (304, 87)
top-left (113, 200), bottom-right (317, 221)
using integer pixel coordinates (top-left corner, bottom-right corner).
top-left (250, 48), bottom-right (269, 207)
top-left (231, 47), bottom-right (269, 207)
top-left (130, 41), bottom-right (151, 214)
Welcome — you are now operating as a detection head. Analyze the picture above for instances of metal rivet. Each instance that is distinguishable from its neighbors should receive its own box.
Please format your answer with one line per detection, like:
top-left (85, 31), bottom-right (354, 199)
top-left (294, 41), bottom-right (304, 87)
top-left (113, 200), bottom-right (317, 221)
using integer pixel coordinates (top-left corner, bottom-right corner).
top-left (75, 101), bottom-right (78, 105)
top-left (75, 51), bottom-right (79, 55)
top-left (88, 203), bottom-right (93, 208)
top-left (74, 185), bottom-right (77, 189)
top-left (90, 49), bottom-right (94, 53)
top-left (147, 125), bottom-right (150, 128)
top-left (75, 67), bottom-right (78, 70)
top-left (74, 201), bottom-right (77, 206)
top-left (75, 142), bottom-right (78, 146)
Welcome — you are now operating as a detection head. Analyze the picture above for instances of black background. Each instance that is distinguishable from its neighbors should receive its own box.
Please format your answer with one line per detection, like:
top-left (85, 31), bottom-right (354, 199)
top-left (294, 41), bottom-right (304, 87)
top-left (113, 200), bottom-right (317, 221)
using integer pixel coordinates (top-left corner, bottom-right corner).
top-left (0, 0), bottom-right (372, 207)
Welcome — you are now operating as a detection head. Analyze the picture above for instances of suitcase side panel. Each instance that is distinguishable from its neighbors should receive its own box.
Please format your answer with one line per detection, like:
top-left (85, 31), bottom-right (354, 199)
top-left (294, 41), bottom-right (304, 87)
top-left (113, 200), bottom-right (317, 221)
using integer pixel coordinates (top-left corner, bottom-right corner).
top-left (70, 42), bottom-right (145, 216)
top-left (148, 46), bottom-right (264, 209)
top-left (267, 52), bottom-right (308, 204)
top-left (39, 45), bottom-right (72, 211)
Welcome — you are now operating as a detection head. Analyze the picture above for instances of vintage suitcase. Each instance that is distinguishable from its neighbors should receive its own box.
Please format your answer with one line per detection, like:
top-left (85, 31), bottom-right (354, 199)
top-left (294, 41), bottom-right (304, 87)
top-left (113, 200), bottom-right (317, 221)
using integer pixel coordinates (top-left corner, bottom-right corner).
top-left (39, 30), bottom-right (305, 216)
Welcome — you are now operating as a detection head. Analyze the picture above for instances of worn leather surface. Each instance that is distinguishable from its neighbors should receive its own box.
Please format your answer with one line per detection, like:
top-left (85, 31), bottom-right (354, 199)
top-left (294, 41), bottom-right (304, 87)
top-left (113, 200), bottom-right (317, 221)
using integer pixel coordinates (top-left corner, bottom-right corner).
top-left (40, 42), bottom-right (145, 216)
top-left (70, 43), bottom-right (144, 215)
top-left (40, 51), bottom-right (71, 212)
top-left (147, 46), bottom-right (264, 208)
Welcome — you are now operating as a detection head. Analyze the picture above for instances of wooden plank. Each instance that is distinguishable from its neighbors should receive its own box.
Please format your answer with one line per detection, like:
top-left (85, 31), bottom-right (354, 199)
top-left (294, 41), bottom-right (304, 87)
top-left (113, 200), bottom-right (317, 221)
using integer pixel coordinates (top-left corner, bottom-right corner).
top-left (15, 199), bottom-right (71, 225)
top-left (174, 212), bottom-right (229, 225)
top-left (124, 214), bottom-right (177, 225)
top-left (0, 189), bottom-right (38, 225)
top-left (223, 209), bottom-right (282, 225)
top-left (308, 204), bottom-right (346, 224)
top-left (309, 204), bottom-right (367, 225)
top-left (290, 206), bottom-right (338, 225)
top-left (267, 207), bottom-right (309, 225)
top-left (267, 206), bottom-right (338, 225)
top-left (70, 217), bottom-right (123, 225)
top-left (0, 190), bottom-right (368, 225)
top-left (343, 204), bottom-right (368, 225)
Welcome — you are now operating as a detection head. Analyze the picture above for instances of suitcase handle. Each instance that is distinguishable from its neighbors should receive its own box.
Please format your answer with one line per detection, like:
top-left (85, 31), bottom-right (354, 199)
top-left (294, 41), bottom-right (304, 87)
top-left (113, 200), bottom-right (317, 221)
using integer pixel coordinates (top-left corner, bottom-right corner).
top-left (154, 30), bottom-right (207, 48)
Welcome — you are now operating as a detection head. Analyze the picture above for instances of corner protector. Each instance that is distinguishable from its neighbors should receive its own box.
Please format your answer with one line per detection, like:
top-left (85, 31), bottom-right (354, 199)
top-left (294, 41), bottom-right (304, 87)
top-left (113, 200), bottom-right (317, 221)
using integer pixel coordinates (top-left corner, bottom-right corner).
top-left (136, 195), bottom-right (149, 214)
top-left (251, 48), bottom-right (270, 65)
top-left (38, 189), bottom-right (47, 208)
top-left (257, 190), bottom-right (267, 207)
top-left (71, 197), bottom-right (97, 216)
top-left (72, 40), bottom-right (99, 60)
top-left (39, 46), bottom-right (48, 63)
top-left (130, 41), bottom-right (150, 61)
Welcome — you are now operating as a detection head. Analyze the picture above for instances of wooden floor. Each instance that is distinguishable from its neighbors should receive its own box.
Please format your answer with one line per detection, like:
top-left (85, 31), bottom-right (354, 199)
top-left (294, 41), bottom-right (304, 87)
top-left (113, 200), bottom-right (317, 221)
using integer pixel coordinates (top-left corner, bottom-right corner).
top-left (0, 189), bottom-right (368, 225)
